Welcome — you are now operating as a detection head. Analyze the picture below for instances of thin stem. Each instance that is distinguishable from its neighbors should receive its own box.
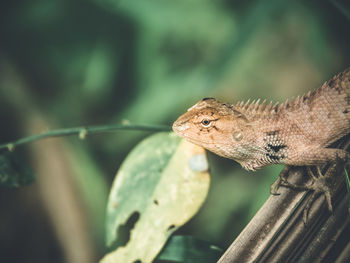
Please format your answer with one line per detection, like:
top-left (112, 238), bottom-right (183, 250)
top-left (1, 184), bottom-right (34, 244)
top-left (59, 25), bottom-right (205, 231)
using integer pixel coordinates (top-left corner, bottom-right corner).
top-left (0, 123), bottom-right (171, 152)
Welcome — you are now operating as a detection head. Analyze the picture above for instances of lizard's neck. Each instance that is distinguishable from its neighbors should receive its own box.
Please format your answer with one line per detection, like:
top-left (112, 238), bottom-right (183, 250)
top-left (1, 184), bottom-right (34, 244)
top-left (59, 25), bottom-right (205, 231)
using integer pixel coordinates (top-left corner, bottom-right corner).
top-left (228, 111), bottom-right (288, 170)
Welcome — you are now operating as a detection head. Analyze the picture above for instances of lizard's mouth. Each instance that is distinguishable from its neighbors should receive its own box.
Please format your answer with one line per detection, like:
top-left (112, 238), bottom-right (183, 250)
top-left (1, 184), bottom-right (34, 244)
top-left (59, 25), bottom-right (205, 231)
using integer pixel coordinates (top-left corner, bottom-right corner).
top-left (172, 128), bottom-right (217, 147)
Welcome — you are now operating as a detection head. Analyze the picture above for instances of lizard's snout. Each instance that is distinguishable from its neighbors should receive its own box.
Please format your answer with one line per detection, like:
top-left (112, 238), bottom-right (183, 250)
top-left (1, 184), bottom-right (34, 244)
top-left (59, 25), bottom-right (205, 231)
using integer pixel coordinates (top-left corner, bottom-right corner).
top-left (172, 118), bottom-right (190, 135)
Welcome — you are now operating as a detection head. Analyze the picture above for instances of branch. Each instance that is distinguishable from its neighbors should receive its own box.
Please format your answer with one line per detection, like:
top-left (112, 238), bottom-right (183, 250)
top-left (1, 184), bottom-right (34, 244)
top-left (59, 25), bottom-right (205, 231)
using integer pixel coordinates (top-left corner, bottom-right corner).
top-left (0, 123), bottom-right (171, 152)
top-left (218, 134), bottom-right (350, 262)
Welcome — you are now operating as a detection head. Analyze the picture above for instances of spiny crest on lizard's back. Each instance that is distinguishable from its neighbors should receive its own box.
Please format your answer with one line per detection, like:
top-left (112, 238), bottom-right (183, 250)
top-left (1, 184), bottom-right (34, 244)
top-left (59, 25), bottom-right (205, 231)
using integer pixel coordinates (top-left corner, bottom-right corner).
top-left (319, 67), bottom-right (350, 95)
top-left (233, 67), bottom-right (350, 118)
top-left (234, 99), bottom-right (280, 118)
top-left (234, 93), bottom-right (320, 117)
top-left (233, 88), bottom-right (329, 117)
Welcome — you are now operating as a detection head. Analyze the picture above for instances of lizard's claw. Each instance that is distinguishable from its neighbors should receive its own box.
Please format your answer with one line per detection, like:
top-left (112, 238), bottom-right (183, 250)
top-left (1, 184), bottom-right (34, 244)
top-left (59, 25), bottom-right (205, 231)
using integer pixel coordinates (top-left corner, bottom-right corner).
top-left (270, 166), bottom-right (290, 196)
top-left (305, 168), bottom-right (335, 212)
top-left (270, 177), bottom-right (282, 195)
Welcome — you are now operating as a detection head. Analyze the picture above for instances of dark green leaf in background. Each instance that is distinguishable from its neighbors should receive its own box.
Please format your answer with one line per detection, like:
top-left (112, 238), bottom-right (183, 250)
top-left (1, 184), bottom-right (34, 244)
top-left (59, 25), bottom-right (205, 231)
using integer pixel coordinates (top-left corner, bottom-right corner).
top-left (1, 0), bottom-right (350, 262)
top-left (0, 152), bottom-right (35, 187)
top-left (344, 168), bottom-right (350, 216)
top-left (156, 235), bottom-right (222, 263)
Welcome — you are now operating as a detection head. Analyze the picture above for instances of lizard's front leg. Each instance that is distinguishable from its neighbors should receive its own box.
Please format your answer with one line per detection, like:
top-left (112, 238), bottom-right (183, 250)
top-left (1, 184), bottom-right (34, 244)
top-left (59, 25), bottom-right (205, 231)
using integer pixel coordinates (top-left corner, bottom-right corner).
top-left (270, 147), bottom-right (348, 193)
top-left (275, 147), bottom-right (349, 221)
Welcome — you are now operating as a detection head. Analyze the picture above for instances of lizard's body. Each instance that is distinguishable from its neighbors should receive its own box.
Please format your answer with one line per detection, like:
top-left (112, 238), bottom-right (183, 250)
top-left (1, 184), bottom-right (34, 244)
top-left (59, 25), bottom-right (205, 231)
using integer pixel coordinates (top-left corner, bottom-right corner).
top-left (173, 68), bottom-right (350, 171)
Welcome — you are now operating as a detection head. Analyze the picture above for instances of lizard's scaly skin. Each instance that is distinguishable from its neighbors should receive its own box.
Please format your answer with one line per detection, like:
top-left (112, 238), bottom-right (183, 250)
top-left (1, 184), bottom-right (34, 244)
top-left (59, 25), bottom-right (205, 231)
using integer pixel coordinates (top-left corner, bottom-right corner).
top-left (173, 68), bottom-right (350, 171)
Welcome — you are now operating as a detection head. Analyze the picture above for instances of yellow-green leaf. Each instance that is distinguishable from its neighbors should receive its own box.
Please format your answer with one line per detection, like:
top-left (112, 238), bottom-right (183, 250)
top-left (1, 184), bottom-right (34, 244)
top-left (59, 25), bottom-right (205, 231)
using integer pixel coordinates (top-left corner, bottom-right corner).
top-left (101, 132), bottom-right (210, 263)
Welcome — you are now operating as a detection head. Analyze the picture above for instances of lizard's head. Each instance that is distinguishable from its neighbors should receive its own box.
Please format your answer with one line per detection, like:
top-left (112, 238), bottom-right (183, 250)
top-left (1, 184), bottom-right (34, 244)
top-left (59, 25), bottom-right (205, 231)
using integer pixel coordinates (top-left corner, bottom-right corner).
top-left (172, 98), bottom-right (251, 159)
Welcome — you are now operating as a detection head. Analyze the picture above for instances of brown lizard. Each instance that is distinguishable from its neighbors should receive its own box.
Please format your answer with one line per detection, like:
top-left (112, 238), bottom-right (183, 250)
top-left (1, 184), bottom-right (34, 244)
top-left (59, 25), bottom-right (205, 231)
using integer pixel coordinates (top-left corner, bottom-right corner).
top-left (172, 68), bottom-right (350, 214)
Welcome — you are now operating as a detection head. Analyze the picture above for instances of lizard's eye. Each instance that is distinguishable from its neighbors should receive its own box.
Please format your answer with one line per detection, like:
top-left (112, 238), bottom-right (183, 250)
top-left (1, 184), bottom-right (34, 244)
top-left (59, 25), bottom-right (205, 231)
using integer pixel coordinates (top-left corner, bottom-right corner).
top-left (201, 118), bottom-right (212, 128)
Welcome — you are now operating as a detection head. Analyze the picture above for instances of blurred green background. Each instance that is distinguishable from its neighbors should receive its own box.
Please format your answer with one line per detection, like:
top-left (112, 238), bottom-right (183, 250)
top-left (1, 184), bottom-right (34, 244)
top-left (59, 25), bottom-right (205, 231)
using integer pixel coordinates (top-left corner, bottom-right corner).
top-left (0, 0), bottom-right (349, 262)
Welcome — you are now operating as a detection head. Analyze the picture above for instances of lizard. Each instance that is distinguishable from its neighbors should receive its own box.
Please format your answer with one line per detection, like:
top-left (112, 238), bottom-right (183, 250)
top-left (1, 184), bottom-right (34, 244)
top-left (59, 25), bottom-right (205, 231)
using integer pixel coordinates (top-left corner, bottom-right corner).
top-left (172, 67), bottom-right (350, 216)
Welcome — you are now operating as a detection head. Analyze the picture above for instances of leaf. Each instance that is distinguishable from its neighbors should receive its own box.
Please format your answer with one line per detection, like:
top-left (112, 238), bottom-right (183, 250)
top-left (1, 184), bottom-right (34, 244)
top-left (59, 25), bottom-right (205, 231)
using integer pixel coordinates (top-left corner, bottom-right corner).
top-left (101, 132), bottom-right (210, 263)
top-left (344, 168), bottom-right (350, 215)
top-left (0, 152), bottom-right (35, 187)
top-left (156, 235), bottom-right (222, 263)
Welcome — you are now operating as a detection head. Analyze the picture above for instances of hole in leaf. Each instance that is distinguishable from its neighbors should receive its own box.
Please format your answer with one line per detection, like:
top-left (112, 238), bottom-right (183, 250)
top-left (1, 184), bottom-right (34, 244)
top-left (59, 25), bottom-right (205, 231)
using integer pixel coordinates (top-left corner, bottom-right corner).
top-left (111, 211), bottom-right (140, 249)
top-left (167, 224), bottom-right (176, 231)
top-left (153, 199), bottom-right (159, 205)
top-left (133, 260), bottom-right (142, 263)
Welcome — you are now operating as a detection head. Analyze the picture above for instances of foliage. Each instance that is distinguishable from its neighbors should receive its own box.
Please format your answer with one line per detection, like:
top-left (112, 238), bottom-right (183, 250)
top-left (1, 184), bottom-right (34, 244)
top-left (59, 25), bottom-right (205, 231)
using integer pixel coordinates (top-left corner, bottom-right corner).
top-left (0, 152), bottom-right (35, 187)
top-left (102, 133), bottom-right (210, 262)
top-left (345, 168), bottom-right (350, 215)
top-left (1, 0), bottom-right (350, 262)
top-left (156, 235), bottom-right (222, 263)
